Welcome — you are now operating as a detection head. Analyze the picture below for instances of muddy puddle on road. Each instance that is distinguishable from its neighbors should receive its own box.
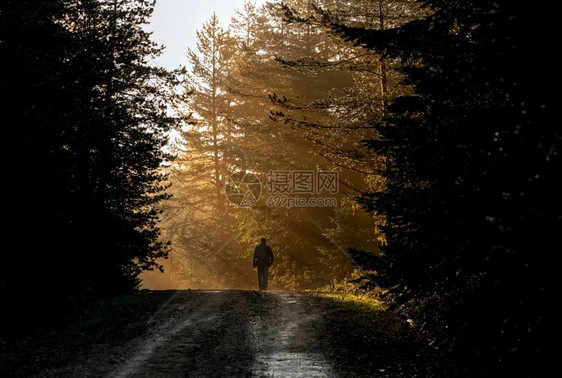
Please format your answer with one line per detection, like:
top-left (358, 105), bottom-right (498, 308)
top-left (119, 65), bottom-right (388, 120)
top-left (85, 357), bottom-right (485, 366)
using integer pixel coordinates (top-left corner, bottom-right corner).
top-left (110, 290), bottom-right (333, 377)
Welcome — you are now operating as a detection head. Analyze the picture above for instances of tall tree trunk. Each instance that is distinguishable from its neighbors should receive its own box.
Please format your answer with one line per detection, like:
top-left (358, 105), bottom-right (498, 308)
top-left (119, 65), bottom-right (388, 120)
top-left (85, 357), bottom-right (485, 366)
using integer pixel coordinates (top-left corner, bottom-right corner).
top-left (378, 0), bottom-right (389, 115)
top-left (212, 34), bottom-right (224, 211)
top-left (378, 1), bottom-right (391, 173)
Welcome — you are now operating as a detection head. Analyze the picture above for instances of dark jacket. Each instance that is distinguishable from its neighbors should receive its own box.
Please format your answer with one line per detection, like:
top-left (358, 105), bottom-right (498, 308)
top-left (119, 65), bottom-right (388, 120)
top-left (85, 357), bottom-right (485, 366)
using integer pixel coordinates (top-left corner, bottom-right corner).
top-left (253, 243), bottom-right (274, 267)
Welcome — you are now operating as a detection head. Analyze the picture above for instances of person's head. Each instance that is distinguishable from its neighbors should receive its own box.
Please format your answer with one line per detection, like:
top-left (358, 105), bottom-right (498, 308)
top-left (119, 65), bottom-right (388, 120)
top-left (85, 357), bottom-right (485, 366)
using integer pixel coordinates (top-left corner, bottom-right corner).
top-left (261, 238), bottom-right (266, 244)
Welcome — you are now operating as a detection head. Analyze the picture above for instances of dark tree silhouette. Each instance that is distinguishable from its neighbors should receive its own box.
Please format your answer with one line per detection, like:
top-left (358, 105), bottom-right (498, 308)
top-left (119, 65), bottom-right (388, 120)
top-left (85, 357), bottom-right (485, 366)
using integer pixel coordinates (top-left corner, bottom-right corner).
top-left (1, 0), bottom-right (178, 330)
top-left (332, 1), bottom-right (556, 375)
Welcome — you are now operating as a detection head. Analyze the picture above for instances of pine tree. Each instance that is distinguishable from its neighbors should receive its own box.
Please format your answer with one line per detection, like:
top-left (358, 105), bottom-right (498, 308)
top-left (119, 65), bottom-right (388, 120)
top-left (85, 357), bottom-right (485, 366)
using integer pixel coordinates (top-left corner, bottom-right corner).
top-left (261, 0), bottom-right (425, 284)
top-left (225, 0), bottom-right (378, 288)
top-left (2, 0), bottom-right (178, 328)
top-left (164, 3), bottom-right (348, 290)
top-left (185, 12), bottom-right (236, 210)
top-left (333, 0), bottom-right (556, 374)
top-left (61, 0), bottom-right (177, 295)
top-left (164, 13), bottom-right (253, 289)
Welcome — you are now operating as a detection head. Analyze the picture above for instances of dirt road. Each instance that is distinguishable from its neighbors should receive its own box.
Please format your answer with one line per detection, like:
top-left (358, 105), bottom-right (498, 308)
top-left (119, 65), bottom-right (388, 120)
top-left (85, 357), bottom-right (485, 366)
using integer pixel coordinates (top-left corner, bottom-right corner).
top-left (109, 290), bottom-right (334, 377)
top-left (6, 290), bottom-right (436, 377)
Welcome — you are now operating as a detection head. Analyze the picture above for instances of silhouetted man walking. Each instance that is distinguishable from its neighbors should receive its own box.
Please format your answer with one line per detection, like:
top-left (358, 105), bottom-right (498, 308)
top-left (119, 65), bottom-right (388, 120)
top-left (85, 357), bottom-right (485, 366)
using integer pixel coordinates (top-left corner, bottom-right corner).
top-left (253, 238), bottom-right (274, 290)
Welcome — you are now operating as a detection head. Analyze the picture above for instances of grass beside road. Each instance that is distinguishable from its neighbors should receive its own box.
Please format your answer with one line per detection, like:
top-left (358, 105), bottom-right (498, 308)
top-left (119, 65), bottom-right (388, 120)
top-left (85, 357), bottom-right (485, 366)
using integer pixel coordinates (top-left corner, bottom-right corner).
top-left (312, 289), bottom-right (411, 337)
